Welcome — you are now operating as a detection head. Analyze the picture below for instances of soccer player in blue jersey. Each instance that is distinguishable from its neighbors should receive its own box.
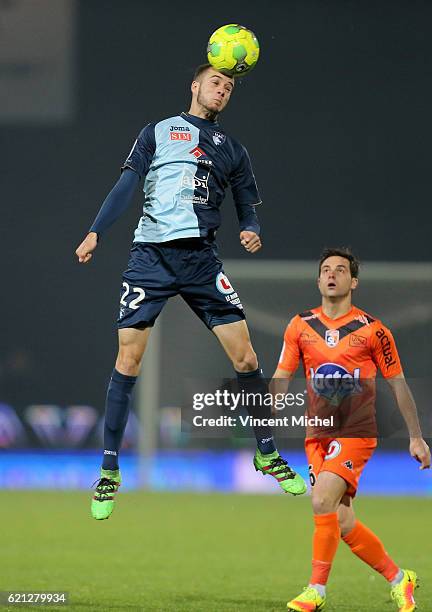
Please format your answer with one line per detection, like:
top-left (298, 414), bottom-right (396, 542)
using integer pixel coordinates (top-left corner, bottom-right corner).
top-left (76, 64), bottom-right (306, 520)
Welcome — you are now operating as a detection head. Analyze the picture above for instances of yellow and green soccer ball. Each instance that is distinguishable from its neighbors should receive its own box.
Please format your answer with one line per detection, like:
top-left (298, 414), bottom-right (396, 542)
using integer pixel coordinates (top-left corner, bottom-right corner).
top-left (207, 24), bottom-right (260, 77)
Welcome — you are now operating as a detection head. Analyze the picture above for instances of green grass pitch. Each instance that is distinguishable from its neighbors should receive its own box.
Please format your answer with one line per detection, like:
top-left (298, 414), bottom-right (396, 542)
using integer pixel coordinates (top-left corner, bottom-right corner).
top-left (1, 492), bottom-right (430, 611)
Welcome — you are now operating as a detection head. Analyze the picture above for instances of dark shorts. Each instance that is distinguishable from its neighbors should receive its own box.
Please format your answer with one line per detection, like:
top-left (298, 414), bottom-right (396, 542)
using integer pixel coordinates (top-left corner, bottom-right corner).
top-left (117, 240), bottom-right (246, 330)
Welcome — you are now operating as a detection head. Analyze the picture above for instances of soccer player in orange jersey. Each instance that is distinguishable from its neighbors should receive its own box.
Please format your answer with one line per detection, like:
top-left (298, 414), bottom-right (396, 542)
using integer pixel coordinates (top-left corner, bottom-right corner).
top-left (272, 247), bottom-right (430, 612)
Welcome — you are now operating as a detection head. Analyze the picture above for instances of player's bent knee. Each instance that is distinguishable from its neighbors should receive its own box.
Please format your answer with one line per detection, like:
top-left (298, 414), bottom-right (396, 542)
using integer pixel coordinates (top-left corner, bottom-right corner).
top-left (115, 353), bottom-right (143, 377)
top-left (311, 491), bottom-right (340, 515)
top-left (233, 348), bottom-right (258, 372)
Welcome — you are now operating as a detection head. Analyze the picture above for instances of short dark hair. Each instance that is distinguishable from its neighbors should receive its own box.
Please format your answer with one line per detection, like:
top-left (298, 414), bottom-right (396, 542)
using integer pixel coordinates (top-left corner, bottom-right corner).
top-left (193, 63), bottom-right (213, 81)
top-left (318, 247), bottom-right (360, 278)
top-left (193, 63), bottom-right (235, 82)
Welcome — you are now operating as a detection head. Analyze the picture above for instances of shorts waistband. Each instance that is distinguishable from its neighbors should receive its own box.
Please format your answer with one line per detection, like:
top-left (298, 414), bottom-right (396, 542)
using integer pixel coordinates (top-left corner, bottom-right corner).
top-left (133, 237), bottom-right (215, 250)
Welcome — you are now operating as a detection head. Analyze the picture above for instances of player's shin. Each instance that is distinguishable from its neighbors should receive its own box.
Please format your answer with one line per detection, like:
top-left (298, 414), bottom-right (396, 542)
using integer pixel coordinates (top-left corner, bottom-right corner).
top-left (102, 368), bottom-right (137, 470)
top-left (342, 520), bottom-right (400, 581)
top-left (310, 513), bottom-right (341, 594)
top-left (235, 368), bottom-right (276, 454)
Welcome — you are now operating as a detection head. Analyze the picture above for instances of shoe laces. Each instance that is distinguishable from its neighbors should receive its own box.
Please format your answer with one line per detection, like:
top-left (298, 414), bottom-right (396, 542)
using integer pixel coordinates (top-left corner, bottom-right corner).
top-left (92, 477), bottom-right (119, 501)
top-left (299, 586), bottom-right (319, 601)
top-left (269, 456), bottom-right (296, 480)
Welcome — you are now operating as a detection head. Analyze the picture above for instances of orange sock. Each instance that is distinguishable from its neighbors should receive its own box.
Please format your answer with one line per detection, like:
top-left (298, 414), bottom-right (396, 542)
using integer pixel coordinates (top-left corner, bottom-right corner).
top-left (310, 513), bottom-right (340, 585)
top-left (342, 520), bottom-right (399, 582)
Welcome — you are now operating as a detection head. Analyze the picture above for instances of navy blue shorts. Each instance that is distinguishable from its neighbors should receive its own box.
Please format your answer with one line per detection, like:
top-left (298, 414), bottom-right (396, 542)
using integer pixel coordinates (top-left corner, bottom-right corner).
top-left (117, 240), bottom-right (246, 330)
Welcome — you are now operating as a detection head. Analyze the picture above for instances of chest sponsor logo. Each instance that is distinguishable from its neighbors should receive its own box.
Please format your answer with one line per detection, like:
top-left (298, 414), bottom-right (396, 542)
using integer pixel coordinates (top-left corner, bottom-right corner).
top-left (170, 125), bottom-right (190, 131)
top-left (181, 167), bottom-right (210, 205)
top-left (375, 328), bottom-right (397, 369)
top-left (212, 131), bottom-right (226, 145)
top-left (215, 272), bottom-right (243, 309)
top-left (325, 329), bottom-right (340, 347)
top-left (170, 131), bottom-right (192, 141)
top-left (190, 146), bottom-right (206, 159)
top-left (349, 334), bottom-right (367, 347)
top-left (310, 363), bottom-right (362, 399)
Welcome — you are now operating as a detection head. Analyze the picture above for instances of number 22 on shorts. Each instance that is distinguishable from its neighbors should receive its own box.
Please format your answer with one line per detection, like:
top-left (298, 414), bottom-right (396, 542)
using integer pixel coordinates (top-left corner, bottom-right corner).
top-left (120, 282), bottom-right (146, 310)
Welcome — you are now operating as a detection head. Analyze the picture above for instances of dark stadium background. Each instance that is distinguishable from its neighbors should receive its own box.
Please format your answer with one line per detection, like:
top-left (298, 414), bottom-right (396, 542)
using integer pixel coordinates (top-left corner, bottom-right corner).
top-left (2, 0), bottom-right (431, 436)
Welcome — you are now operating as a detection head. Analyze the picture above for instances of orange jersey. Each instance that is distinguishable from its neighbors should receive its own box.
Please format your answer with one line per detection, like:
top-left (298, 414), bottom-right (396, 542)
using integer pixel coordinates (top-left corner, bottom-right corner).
top-left (278, 305), bottom-right (403, 437)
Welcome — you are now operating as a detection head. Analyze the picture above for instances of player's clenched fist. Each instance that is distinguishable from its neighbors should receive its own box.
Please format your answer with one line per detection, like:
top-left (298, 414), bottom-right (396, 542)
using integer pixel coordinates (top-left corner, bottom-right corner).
top-left (409, 438), bottom-right (431, 470)
top-left (240, 230), bottom-right (261, 254)
top-left (75, 232), bottom-right (98, 263)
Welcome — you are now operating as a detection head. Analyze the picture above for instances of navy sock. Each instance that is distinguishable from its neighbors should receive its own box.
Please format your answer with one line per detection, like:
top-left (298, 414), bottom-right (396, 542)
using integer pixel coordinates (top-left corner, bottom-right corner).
top-left (102, 369), bottom-right (137, 470)
top-left (236, 368), bottom-right (277, 454)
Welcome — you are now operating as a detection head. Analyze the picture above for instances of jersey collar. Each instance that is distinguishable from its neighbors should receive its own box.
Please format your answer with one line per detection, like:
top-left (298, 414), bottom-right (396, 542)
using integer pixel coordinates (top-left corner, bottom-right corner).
top-left (318, 305), bottom-right (356, 325)
top-left (181, 112), bottom-right (220, 130)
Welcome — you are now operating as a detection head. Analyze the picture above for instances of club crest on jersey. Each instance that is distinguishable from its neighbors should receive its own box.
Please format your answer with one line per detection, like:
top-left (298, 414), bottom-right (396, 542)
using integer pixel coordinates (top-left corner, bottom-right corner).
top-left (215, 272), bottom-right (243, 309)
top-left (212, 131), bottom-right (226, 146)
top-left (310, 363), bottom-right (362, 401)
top-left (325, 329), bottom-right (339, 347)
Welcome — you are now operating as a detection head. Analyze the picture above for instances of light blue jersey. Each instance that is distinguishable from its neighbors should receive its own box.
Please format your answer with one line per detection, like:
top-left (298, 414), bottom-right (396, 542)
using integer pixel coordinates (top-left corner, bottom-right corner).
top-left (122, 112), bottom-right (261, 243)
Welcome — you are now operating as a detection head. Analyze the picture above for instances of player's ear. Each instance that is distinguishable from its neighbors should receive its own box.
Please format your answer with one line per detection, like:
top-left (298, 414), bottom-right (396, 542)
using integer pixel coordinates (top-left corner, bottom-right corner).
top-left (351, 277), bottom-right (359, 291)
top-left (191, 80), bottom-right (199, 96)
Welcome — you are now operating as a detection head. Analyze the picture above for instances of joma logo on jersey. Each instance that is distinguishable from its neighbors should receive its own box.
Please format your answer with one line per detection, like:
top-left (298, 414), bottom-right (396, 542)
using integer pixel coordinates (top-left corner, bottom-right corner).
top-left (310, 363), bottom-right (362, 398)
top-left (170, 132), bottom-right (192, 141)
top-left (170, 125), bottom-right (190, 131)
top-left (375, 328), bottom-right (397, 368)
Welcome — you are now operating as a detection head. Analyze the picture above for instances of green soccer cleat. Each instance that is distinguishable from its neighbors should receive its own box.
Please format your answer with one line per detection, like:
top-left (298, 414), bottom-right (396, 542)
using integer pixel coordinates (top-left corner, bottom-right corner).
top-left (287, 586), bottom-right (326, 611)
top-left (91, 469), bottom-right (121, 520)
top-left (390, 569), bottom-right (418, 612)
top-left (253, 449), bottom-right (307, 495)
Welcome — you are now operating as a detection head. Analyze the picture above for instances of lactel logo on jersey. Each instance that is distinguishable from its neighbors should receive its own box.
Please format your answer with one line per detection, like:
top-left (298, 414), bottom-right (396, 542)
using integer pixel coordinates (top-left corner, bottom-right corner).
top-left (310, 363), bottom-right (362, 399)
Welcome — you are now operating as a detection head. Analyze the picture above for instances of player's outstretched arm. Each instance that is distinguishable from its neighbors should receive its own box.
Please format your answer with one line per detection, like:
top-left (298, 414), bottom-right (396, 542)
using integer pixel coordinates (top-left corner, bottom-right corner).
top-left (386, 374), bottom-right (431, 469)
top-left (240, 230), bottom-right (261, 253)
top-left (75, 168), bottom-right (139, 264)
